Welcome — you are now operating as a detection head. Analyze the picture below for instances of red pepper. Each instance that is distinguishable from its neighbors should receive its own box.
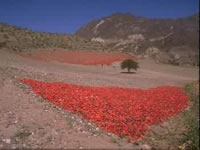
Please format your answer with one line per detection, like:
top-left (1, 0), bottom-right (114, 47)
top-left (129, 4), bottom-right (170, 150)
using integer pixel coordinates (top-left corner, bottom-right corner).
top-left (20, 78), bottom-right (188, 141)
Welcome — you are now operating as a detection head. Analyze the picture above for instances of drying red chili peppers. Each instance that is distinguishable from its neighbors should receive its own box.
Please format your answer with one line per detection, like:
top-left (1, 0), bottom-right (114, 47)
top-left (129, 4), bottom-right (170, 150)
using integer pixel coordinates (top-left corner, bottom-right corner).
top-left (21, 78), bottom-right (188, 141)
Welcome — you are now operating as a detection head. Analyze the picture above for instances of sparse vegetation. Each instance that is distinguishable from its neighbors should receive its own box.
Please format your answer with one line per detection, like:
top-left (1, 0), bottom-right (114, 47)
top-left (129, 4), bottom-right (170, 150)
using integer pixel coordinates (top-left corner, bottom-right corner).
top-left (0, 42), bottom-right (6, 48)
top-left (14, 129), bottom-right (32, 141)
top-left (0, 23), bottom-right (107, 52)
top-left (181, 82), bottom-right (199, 150)
top-left (121, 59), bottom-right (139, 73)
top-left (75, 13), bottom-right (199, 66)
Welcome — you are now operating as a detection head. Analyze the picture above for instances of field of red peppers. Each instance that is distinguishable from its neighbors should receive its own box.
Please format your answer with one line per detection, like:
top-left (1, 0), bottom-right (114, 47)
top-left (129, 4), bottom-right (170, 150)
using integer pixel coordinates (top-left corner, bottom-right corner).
top-left (21, 78), bottom-right (189, 141)
top-left (19, 50), bottom-right (136, 65)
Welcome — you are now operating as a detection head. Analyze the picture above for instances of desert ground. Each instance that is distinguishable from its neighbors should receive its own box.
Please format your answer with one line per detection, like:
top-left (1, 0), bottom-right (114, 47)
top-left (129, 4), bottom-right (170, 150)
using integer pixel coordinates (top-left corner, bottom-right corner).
top-left (0, 48), bottom-right (198, 149)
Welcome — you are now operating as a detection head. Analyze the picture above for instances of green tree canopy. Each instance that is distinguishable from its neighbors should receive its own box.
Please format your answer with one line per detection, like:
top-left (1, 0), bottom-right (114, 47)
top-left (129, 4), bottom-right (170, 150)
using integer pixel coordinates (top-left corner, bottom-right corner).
top-left (121, 59), bottom-right (139, 73)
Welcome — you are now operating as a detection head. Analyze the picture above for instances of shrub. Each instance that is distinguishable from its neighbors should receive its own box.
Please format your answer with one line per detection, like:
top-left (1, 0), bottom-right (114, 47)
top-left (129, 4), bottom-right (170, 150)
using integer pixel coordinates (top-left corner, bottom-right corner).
top-left (182, 82), bottom-right (199, 150)
top-left (0, 42), bottom-right (6, 48)
top-left (121, 59), bottom-right (139, 73)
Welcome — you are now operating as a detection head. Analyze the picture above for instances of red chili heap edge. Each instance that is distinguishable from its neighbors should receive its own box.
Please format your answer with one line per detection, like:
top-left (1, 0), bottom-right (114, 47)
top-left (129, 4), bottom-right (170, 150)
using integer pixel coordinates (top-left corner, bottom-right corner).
top-left (21, 78), bottom-right (188, 141)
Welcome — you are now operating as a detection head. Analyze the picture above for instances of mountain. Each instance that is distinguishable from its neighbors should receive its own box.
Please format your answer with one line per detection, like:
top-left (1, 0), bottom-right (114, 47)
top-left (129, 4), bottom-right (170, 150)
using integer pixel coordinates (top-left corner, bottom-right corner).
top-left (75, 13), bottom-right (199, 66)
top-left (0, 13), bottom-right (199, 66)
top-left (0, 23), bottom-right (106, 52)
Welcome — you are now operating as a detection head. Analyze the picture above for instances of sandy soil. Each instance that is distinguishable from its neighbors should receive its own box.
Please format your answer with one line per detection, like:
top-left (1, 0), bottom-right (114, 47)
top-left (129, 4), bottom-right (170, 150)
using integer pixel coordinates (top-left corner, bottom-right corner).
top-left (0, 48), bottom-right (198, 149)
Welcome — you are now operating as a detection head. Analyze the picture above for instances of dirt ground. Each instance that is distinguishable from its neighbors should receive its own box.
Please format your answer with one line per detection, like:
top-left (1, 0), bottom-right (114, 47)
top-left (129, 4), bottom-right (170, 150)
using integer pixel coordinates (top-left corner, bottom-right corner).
top-left (19, 48), bottom-right (135, 65)
top-left (0, 48), bottom-right (198, 149)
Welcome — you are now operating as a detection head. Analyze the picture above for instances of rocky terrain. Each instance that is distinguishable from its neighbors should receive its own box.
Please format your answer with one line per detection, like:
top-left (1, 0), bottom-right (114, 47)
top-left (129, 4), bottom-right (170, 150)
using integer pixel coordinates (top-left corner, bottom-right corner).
top-left (76, 13), bottom-right (199, 66)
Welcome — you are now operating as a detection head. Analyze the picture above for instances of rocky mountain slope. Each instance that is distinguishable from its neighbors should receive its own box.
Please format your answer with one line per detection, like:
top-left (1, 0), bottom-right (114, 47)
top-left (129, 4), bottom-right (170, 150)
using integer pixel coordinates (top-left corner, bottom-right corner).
top-left (0, 23), bottom-right (106, 52)
top-left (0, 13), bottom-right (199, 66)
top-left (76, 13), bottom-right (199, 66)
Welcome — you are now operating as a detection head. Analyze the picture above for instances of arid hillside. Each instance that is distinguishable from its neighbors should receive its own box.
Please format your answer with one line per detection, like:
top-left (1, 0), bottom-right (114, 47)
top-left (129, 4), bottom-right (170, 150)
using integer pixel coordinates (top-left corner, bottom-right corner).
top-left (0, 13), bottom-right (199, 66)
top-left (0, 2), bottom-right (199, 149)
top-left (76, 13), bottom-right (199, 66)
top-left (0, 23), bottom-right (107, 52)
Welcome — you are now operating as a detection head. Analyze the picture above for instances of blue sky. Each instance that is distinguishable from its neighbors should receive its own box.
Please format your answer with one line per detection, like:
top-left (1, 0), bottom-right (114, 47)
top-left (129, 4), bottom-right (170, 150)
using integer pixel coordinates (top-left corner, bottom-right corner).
top-left (0, 0), bottom-right (198, 34)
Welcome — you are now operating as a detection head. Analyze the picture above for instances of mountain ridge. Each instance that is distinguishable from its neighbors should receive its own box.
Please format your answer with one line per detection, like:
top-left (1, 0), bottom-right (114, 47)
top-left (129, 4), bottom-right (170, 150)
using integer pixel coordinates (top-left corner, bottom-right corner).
top-left (0, 12), bottom-right (199, 66)
top-left (75, 13), bottom-right (199, 66)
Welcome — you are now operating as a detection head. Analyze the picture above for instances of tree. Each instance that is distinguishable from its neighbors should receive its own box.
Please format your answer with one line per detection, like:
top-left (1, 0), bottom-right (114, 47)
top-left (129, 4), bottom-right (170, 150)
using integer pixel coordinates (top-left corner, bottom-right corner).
top-left (121, 59), bottom-right (139, 73)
